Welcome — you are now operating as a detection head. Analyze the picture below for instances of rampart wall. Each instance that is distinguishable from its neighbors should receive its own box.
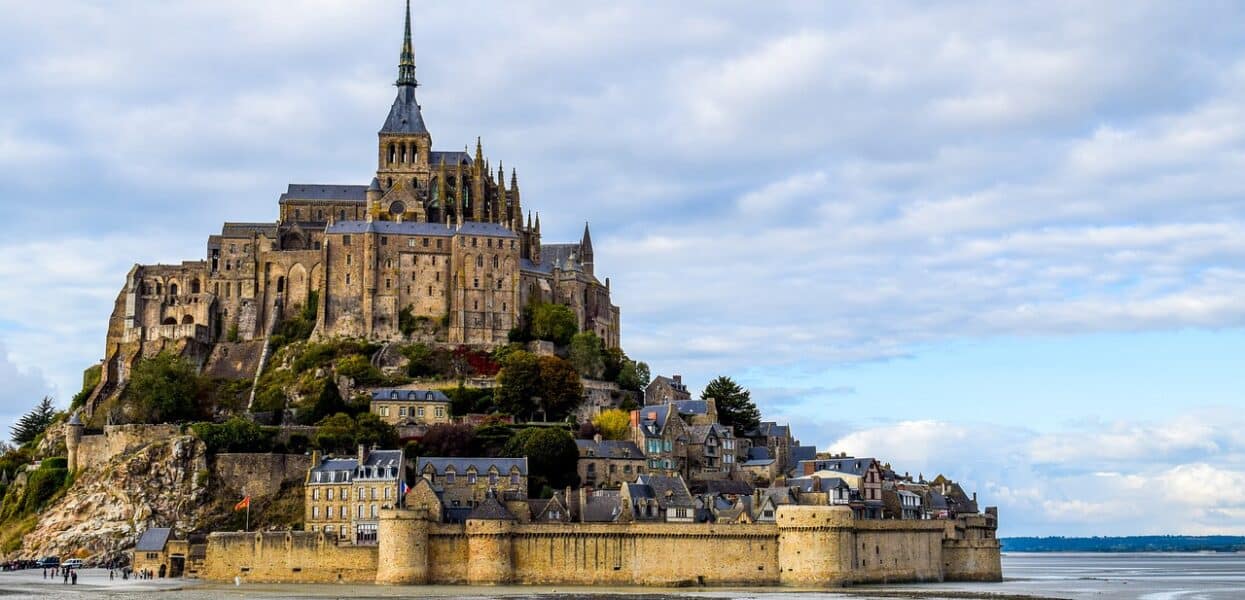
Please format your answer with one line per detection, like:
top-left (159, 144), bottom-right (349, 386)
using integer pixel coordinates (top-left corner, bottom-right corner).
top-left (76, 424), bottom-right (183, 472)
top-left (201, 506), bottom-right (1001, 587)
top-left (212, 453), bottom-right (311, 500)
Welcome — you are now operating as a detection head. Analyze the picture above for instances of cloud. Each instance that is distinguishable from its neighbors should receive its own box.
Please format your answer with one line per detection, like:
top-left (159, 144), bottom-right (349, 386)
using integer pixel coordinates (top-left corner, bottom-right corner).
top-left (0, 341), bottom-right (56, 445)
top-left (822, 412), bottom-right (1245, 536)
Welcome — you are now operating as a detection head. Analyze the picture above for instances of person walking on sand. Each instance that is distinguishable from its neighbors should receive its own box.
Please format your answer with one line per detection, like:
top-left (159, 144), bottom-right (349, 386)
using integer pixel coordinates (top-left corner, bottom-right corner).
top-left (63, 569), bottom-right (68, 584)
top-left (71, 570), bottom-right (77, 585)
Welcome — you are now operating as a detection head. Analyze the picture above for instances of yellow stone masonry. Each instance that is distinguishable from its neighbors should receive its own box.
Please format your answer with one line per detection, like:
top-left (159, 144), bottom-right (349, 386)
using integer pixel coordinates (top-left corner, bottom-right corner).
top-left (199, 505), bottom-right (1001, 587)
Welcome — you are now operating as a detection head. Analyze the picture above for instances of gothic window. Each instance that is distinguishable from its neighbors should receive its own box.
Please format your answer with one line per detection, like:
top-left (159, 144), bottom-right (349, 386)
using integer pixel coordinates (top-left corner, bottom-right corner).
top-left (169, 283), bottom-right (178, 297)
top-left (492, 256), bottom-right (499, 269)
top-left (388, 143), bottom-right (396, 164)
top-left (401, 143), bottom-right (408, 163)
top-left (476, 256), bottom-right (483, 268)
top-left (276, 277), bottom-right (285, 293)
top-left (191, 279), bottom-right (200, 294)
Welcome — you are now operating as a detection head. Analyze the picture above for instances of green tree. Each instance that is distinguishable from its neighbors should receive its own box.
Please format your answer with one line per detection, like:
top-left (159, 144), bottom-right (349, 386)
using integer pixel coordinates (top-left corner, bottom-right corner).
top-left (398, 305), bottom-right (418, 337)
top-left (9, 397), bottom-right (58, 445)
top-left (529, 303), bottom-right (578, 346)
top-left (503, 427), bottom-right (579, 489)
top-left (537, 356), bottom-right (583, 421)
top-left (413, 423), bottom-right (476, 457)
top-left (616, 359), bottom-right (650, 392)
top-left (702, 376), bottom-right (761, 433)
top-left (190, 417), bottom-right (270, 454)
top-left (353, 412), bottom-right (399, 449)
top-left (127, 352), bottom-right (202, 423)
top-left (568, 331), bottom-right (605, 379)
top-left (591, 409), bottom-right (631, 441)
top-left (305, 380), bottom-right (347, 424)
top-left (495, 351), bottom-right (541, 417)
top-left (313, 413), bottom-right (357, 454)
top-left (496, 352), bottom-right (583, 422)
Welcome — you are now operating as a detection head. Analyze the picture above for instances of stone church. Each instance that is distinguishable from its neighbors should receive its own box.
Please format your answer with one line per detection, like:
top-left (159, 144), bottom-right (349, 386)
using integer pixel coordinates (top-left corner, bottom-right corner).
top-left (86, 2), bottom-right (619, 417)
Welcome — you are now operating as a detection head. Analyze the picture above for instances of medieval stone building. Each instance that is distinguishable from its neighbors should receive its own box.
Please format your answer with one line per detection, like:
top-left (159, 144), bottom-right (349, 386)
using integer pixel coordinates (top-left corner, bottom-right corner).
top-left (86, 2), bottom-right (620, 418)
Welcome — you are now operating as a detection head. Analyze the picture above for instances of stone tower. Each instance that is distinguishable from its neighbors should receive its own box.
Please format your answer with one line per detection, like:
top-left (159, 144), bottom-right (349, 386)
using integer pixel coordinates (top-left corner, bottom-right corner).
top-left (776, 504), bottom-right (854, 586)
top-left (374, 0), bottom-right (432, 220)
top-left (65, 412), bottom-right (84, 473)
top-left (375, 506), bottom-right (431, 585)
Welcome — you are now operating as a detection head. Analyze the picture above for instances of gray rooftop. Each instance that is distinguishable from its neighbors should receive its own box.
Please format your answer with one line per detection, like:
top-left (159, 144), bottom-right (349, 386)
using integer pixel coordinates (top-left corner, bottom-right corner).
top-left (371, 388), bottom-right (450, 403)
top-left (798, 457), bottom-right (878, 477)
top-left (135, 528), bottom-right (172, 552)
top-left (279, 184), bottom-right (369, 203)
top-left (467, 494), bottom-right (516, 521)
top-left (417, 457), bottom-right (528, 476)
top-left (381, 85), bottom-right (429, 134)
top-left (576, 439), bottom-right (643, 459)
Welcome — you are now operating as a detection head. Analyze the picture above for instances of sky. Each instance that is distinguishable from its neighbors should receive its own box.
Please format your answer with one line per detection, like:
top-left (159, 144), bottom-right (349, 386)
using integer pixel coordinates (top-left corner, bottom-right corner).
top-left (2, 0), bottom-right (1244, 537)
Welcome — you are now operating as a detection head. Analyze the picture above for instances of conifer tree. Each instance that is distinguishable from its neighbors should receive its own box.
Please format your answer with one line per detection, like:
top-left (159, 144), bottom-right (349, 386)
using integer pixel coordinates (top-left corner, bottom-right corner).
top-left (10, 396), bottom-right (57, 445)
top-left (701, 376), bottom-right (761, 433)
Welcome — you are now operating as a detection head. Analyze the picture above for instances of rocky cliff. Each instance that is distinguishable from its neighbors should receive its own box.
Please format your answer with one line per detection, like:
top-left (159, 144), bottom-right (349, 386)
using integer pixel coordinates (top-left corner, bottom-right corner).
top-left (17, 433), bottom-right (210, 562)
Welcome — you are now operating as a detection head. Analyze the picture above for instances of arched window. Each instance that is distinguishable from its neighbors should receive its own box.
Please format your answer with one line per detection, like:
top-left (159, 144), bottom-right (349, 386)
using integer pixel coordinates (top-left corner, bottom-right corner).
top-left (190, 279), bottom-right (201, 294)
top-left (181, 315), bottom-right (194, 325)
top-left (476, 256), bottom-right (483, 268)
top-left (388, 143), bottom-right (396, 164)
top-left (401, 143), bottom-right (407, 163)
top-left (169, 283), bottom-right (178, 297)
top-left (162, 317), bottom-right (177, 325)
top-left (276, 276), bottom-right (285, 293)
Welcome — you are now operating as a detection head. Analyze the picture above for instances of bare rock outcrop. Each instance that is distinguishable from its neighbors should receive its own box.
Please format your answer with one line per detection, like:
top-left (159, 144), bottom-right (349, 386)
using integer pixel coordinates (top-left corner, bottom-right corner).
top-left (18, 434), bottom-right (210, 561)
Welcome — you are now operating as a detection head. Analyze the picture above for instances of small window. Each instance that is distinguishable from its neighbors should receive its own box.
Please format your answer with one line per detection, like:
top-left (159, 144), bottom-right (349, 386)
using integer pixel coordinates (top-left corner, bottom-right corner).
top-left (345, 274), bottom-right (351, 285)
top-left (385, 278), bottom-right (391, 289)
top-left (422, 238), bottom-right (429, 247)
top-left (472, 238), bottom-right (478, 248)
top-left (436, 239), bottom-right (443, 249)
top-left (346, 254), bottom-right (352, 265)
top-left (342, 235), bottom-right (351, 246)
top-left (381, 236), bottom-right (388, 246)
top-left (473, 278), bottom-right (479, 288)
top-left (408, 239), bottom-right (416, 247)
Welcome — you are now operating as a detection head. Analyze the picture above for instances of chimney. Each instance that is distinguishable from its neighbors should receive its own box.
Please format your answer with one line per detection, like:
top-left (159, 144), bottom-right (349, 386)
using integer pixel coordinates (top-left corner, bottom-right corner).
top-left (803, 462), bottom-right (814, 476)
top-left (672, 374), bottom-right (682, 385)
top-left (629, 410), bottom-right (639, 428)
top-left (579, 487), bottom-right (588, 523)
top-left (310, 449), bottom-right (321, 467)
top-left (357, 444), bottom-right (366, 466)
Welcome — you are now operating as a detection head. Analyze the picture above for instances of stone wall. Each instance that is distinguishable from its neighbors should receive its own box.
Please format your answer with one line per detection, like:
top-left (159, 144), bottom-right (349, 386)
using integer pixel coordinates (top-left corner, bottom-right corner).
top-left (200, 506), bottom-right (1001, 586)
top-left (76, 424), bottom-right (183, 472)
top-left (201, 532), bottom-right (377, 583)
top-left (212, 453), bottom-right (311, 500)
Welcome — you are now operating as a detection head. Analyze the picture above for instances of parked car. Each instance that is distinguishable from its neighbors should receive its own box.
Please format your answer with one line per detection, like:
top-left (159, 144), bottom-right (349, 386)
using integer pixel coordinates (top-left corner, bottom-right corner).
top-left (35, 556), bottom-right (59, 568)
top-left (62, 559), bottom-right (84, 569)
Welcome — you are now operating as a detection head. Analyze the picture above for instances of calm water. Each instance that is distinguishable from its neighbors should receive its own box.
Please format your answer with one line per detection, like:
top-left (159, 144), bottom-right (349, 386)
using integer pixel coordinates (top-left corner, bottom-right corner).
top-left (0, 553), bottom-right (1241, 599)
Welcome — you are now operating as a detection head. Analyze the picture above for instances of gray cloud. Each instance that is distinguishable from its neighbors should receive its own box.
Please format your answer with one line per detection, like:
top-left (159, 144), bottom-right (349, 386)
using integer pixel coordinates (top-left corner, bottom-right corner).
top-left (0, 341), bottom-right (56, 445)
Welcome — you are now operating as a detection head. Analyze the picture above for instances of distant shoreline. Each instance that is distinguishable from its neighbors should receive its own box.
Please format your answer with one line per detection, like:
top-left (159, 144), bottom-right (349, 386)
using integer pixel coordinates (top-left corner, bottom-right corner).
top-left (1000, 535), bottom-right (1245, 553)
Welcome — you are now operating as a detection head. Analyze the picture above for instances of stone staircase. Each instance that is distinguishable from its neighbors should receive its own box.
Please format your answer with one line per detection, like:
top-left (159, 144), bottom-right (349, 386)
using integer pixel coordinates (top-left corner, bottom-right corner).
top-left (246, 295), bottom-right (283, 412)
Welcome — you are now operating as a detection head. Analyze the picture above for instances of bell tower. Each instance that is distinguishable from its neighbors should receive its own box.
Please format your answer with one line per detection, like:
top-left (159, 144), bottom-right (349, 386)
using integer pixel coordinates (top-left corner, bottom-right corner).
top-left (376, 0), bottom-right (432, 209)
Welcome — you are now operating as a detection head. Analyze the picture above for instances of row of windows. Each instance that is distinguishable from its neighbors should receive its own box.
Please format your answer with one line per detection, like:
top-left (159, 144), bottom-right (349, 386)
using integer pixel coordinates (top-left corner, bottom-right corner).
top-left (310, 503), bottom-right (382, 520)
top-left (291, 208), bottom-right (350, 221)
top-left (376, 405), bottom-right (445, 419)
top-left (584, 463), bottom-right (643, 475)
top-left (423, 471), bottom-right (521, 486)
top-left (311, 485), bottom-right (392, 501)
top-left (645, 439), bottom-right (674, 454)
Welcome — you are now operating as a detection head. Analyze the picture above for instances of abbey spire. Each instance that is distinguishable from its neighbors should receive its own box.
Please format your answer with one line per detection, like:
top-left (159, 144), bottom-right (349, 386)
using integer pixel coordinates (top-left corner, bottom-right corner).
top-left (396, 0), bottom-right (417, 87)
top-left (380, 0), bottom-right (428, 136)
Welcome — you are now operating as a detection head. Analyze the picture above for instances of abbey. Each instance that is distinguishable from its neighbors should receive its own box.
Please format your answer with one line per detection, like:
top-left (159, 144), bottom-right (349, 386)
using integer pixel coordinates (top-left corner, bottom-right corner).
top-left (87, 3), bottom-right (618, 416)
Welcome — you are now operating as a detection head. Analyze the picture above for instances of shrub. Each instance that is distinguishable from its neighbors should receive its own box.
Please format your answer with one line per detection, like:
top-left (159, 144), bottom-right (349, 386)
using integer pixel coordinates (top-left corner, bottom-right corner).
top-left (502, 427), bottom-right (579, 490)
top-left (528, 303), bottom-right (578, 346)
top-left (190, 417), bottom-right (272, 454)
top-left (126, 352), bottom-right (202, 423)
top-left (41, 457), bottom-right (68, 470)
top-left (336, 354), bottom-right (382, 385)
top-left (69, 364), bottom-right (102, 411)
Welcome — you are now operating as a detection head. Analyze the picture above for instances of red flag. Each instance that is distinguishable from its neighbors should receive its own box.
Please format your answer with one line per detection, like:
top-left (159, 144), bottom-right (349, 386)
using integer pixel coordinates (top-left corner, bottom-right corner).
top-left (234, 496), bottom-right (251, 511)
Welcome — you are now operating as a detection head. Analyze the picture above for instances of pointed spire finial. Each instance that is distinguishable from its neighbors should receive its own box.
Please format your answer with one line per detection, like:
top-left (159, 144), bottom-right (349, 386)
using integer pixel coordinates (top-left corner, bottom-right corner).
top-left (510, 168), bottom-right (518, 189)
top-left (396, 0), bottom-right (418, 87)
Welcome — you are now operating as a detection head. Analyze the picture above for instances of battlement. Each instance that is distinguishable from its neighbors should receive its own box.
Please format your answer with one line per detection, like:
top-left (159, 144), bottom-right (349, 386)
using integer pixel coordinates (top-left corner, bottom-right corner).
top-left (201, 506), bottom-right (1001, 587)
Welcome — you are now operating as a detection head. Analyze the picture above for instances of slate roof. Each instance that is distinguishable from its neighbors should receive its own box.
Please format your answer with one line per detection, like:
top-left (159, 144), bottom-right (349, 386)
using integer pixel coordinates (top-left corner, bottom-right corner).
top-left (787, 476), bottom-right (850, 492)
top-left (752, 422), bottom-right (790, 439)
top-left (310, 458), bottom-right (358, 483)
top-left (362, 449), bottom-right (403, 469)
top-left (430, 150), bottom-right (471, 166)
top-left (135, 528), bottom-right (172, 552)
top-left (279, 184), bottom-right (369, 203)
top-left (539, 243), bottom-right (585, 273)
top-left (746, 447), bottom-right (771, 461)
top-left (635, 405), bottom-right (675, 438)
top-left (467, 494), bottom-right (516, 521)
top-left (673, 399), bottom-right (709, 415)
top-left (371, 388), bottom-right (450, 403)
top-left (790, 445), bottom-right (817, 463)
top-left (581, 492), bottom-right (622, 522)
top-left (417, 457), bottom-right (528, 476)
top-left (220, 222), bottom-right (278, 238)
top-left (443, 507), bottom-right (473, 523)
top-left (637, 474), bottom-right (694, 509)
top-left (698, 479), bottom-right (754, 496)
top-left (687, 423), bottom-right (732, 445)
top-left (381, 85), bottom-right (429, 134)
top-left (797, 457), bottom-right (877, 477)
top-left (576, 439), bottom-right (643, 459)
